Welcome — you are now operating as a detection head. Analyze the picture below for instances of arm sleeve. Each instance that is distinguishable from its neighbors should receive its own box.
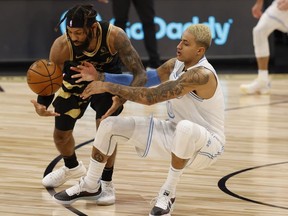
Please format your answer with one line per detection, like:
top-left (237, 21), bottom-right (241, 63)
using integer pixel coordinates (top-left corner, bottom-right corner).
top-left (37, 94), bottom-right (55, 108)
top-left (104, 69), bottom-right (161, 87)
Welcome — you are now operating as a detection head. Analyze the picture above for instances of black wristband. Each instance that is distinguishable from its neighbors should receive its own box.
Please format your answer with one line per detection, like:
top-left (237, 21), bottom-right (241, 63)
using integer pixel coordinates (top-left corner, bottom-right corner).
top-left (37, 94), bottom-right (55, 108)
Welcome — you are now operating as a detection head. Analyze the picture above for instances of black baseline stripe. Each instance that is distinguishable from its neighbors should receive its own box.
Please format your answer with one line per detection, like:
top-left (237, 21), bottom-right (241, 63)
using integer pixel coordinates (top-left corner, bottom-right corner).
top-left (218, 161), bottom-right (288, 210)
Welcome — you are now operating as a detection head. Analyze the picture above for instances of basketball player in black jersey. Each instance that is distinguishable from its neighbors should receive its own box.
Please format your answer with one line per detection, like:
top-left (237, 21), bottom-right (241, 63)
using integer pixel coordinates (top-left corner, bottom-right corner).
top-left (30, 4), bottom-right (147, 205)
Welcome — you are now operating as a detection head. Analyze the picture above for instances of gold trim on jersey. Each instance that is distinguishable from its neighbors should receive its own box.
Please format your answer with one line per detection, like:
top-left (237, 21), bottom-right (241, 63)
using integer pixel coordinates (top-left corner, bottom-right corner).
top-left (83, 22), bottom-right (102, 57)
top-left (106, 24), bottom-right (116, 55)
top-left (65, 33), bottom-right (74, 61)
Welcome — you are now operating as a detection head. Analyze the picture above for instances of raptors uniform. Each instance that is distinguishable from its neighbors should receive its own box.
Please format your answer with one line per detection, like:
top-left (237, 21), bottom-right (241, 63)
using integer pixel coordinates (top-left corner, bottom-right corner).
top-left (53, 21), bottom-right (123, 131)
top-left (94, 56), bottom-right (225, 170)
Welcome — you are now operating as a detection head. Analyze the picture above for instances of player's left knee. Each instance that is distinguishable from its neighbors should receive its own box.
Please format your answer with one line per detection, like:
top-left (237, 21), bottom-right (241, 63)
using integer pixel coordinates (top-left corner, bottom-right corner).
top-left (99, 116), bottom-right (120, 131)
top-left (172, 120), bottom-right (201, 158)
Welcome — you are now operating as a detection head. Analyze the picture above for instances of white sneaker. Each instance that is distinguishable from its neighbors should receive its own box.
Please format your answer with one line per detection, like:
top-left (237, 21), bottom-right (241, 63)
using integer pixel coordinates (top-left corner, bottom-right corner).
top-left (53, 177), bottom-right (101, 205)
top-left (240, 78), bottom-right (271, 95)
top-left (96, 180), bottom-right (116, 206)
top-left (42, 161), bottom-right (86, 188)
top-left (149, 190), bottom-right (176, 216)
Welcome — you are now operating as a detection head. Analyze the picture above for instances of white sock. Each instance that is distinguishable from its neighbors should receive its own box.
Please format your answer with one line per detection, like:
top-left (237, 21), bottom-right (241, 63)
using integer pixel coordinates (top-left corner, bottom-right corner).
top-left (83, 157), bottom-right (105, 190)
top-left (258, 70), bottom-right (269, 81)
top-left (161, 165), bottom-right (184, 196)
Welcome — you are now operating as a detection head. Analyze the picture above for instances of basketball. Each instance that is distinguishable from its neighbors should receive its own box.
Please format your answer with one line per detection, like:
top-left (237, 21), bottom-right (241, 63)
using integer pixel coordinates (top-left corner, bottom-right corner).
top-left (27, 59), bottom-right (63, 96)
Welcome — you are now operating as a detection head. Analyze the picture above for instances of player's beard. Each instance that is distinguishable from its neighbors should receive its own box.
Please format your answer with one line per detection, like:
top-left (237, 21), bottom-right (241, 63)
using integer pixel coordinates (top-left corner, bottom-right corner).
top-left (72, 29), bottom-right (93, 56)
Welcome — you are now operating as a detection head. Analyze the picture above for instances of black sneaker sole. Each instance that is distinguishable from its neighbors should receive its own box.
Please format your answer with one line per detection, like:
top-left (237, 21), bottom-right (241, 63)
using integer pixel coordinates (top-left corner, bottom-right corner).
top-left (53, 187), bottom-right (102, 205)
top-left (53, 193), bottom-right (101, 205)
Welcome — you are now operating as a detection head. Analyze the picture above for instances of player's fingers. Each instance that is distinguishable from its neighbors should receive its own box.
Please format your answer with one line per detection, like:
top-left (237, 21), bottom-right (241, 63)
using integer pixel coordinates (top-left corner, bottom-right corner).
top-left (71, 73), bottom-right (82, 78)
top-left (101, 98), bottom-right (122, 121)
top-left (31, 99), bottom-right (46, 110)
top-left (70, 66), bottom-right (81, 72)
top-left (43, 110), bottom-right (60, 117)
top-left (101, 109), bottom-right (114, 121)
top-left (50, 112), bottom-right (60, 117)
top-left (83, 61), bottom-right (92, 67)
top-left (80, 92), bottom-right (89, 99)
top-left (75, 78), bottom-right (84, 83)
top-left (30, 99), bottom-right (37, 105)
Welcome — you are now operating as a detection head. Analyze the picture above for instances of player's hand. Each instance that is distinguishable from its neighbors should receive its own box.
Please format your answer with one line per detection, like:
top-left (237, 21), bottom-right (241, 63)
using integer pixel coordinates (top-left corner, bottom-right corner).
top-left (71, 61), bottom-right (102, 83)
top-left (100, 96), bottom-right (126, 121)
top-left (30, 99), bottom-right (60, 117)
top-left (251, 2), bottom-right (263, 19)
top-left (80, 81), bottom-right (106, 99)
top-left (277, 0), bottom-right (288, 10)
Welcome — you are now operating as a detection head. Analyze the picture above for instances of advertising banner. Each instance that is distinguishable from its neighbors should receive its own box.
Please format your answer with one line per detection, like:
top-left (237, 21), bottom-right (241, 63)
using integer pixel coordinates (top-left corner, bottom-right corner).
top-left (0, 0), bottom-right (257, 62)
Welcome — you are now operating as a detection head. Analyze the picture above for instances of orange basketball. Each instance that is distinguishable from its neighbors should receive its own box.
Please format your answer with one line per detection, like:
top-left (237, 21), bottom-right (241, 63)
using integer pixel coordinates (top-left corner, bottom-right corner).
top-left (27, 59), bottom-right (63, 96)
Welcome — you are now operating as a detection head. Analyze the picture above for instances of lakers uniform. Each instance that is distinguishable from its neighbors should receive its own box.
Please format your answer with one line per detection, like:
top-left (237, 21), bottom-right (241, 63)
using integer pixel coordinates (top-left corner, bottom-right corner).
top-left (96, 57), bottom-right (225, 170)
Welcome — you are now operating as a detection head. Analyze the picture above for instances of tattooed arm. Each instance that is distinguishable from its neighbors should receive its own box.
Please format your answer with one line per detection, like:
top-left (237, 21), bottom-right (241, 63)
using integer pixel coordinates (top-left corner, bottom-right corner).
top-left (110, 26), bottom-right (147, 87)
top-left (81, 66), bottom-right (217, 105)
top-left (156, 58), bottom-right (177, 82)
top-left (97, 25), bottom-right (148, 120)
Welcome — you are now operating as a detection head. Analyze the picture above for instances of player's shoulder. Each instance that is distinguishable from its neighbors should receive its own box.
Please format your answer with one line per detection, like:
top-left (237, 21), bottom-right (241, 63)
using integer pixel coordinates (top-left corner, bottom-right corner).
top-left (106, 24), bottom-right (131, 53)
top-left (53, 34), bottom-right (68, 46)
top-left (108, 24), bottom-right (128, 39)
top-left (50, 34), bottom-right (70, 66)
top-left (51, 34), bottom-right (69, 52)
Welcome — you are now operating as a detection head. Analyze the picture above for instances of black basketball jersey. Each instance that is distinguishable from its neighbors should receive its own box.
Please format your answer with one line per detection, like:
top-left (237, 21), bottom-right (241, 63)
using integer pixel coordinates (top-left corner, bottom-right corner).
top-left (68, 21), bottom-right (122, 73)
top-left (62, 21), bottom-right (122, 94)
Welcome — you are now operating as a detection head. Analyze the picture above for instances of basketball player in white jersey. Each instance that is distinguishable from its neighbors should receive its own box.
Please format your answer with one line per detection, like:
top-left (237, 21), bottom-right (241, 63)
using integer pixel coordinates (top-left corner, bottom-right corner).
top-left (240, 0), bottom-right (288, 94)
top-left (53, 24), bottom-right (225, 216)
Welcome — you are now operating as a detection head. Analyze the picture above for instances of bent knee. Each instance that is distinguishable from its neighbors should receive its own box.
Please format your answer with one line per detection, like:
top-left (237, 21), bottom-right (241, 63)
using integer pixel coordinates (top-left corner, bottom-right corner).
top-left (253, 25), bottom-right (271, 38)
top-left (172, 120), bottom-right (203, 159)
top-left (53, 129), bottom-right (73, 144)
top-left (99, 116), bottom-right (121, 132)
top-left (176, 120), bottom-right (195, 135)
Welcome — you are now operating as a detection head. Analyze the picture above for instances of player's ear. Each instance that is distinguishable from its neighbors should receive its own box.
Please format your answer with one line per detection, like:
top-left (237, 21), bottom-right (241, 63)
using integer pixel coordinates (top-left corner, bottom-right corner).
top-left (197, 47), bottom-right (205, 55)
top-left (91, 22), bottom-right (98, 30)
top-left (89, 23), bottom-right (98, 35)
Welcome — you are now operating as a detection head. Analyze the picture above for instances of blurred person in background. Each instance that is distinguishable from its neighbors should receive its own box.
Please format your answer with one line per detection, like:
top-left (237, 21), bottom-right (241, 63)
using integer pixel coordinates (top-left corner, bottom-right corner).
top-left (240, 0), bottom-right (288, 94)
top-left (99, 0), bottom-right (161, 69)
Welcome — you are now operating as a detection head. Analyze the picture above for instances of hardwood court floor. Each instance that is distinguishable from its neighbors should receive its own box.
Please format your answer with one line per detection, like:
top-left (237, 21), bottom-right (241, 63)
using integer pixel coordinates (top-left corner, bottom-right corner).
top-left (0, 73), bottom-right (288, 216)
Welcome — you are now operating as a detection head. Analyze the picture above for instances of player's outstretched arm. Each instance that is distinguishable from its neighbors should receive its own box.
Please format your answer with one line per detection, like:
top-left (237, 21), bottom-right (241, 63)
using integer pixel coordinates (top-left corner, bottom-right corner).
top-left (71, 61), bottom-right (161, 87)
top-left (80, 66), bottom-right (212, 105)
top-left (30, 99), bottom-right (60, 117)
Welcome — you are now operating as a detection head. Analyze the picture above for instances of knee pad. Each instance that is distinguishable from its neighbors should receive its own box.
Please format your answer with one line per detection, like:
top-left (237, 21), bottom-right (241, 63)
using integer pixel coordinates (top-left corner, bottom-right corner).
top-left (93, 117), bottom-right (119, 156)
top-left (253, 27), bottom-right (271, 57)
top-left (172, 120), bottom-right (203, 159)
top-left (93, 116), bottom-right (134, 156)
top-left (253, 18), bottom-right (274, 57)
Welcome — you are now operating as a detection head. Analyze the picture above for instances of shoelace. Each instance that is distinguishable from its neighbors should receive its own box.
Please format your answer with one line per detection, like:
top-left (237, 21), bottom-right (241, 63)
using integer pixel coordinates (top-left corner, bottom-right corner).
top-left (151, 195), bottom-right (172, 210)
top-left (66, 177), bottom-right (85, 196)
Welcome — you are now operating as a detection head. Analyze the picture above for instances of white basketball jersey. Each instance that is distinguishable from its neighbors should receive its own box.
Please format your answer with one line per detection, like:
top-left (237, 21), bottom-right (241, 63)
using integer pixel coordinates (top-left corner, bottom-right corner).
top-left (167, 57), bottom-right (225, 144)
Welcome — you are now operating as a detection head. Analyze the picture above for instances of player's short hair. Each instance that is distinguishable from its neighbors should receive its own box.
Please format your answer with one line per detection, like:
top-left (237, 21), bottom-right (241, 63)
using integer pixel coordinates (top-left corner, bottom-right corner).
top-left (187, 24), bottom-right (212, 50)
